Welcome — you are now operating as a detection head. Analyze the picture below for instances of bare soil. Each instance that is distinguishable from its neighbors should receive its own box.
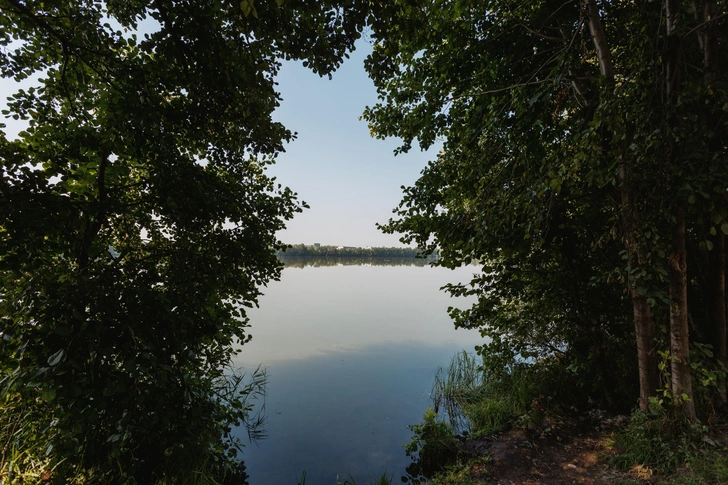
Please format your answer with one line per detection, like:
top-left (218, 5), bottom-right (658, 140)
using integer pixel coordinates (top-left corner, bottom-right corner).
top-left (458, 416), bottom-right (639, 485)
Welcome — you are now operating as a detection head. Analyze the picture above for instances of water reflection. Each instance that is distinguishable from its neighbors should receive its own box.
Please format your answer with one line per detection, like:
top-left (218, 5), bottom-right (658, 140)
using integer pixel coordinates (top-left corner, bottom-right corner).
top-left (233, 262), bottom-right (481, 484)
top-left (279, 255), bottom-right (438, 268)
top-left (236, 342), bottom-right (472, 485)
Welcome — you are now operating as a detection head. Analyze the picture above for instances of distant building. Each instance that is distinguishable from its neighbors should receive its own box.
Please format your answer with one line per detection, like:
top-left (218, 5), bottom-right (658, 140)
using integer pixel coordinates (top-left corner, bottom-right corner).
top-left (313, 243), bottom-right (321, 247)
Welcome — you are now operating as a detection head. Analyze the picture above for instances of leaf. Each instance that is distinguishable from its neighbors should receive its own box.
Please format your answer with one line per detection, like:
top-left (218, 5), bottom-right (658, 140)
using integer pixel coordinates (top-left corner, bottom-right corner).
top-left (41, 389), bottom-right (56, 402)
top-left (240, 0), bottom-right (252, 16)
top-left (706, 240), bottom-right (714, 251)
top-left (722, 223), bottom-right (728, 236)
top-left (240, 0), bottom-right (257, 17)
top-left (47, 349), bottom-right (64, 366)
top-left (54, 325), bottom-right (73, 336)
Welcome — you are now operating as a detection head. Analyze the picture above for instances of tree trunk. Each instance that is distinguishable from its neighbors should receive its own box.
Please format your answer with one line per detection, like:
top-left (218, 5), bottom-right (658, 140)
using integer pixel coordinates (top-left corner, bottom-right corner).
top-left (700, 0), bottom-right (725, 407)
top-left (709, 230), bottom-right (727, 405)
top-left (665, 0), bottom-right (697, 423)
top-left (632, 291), bottom-right (660, 411)
top-left (668, 208), bottom-right (697, 421)
top-left (701, 0), bottom-right (719, 86)
top-left (584, 0), bottom-right (614, 82)
top-left (584, 0), bottom-right (660, 410)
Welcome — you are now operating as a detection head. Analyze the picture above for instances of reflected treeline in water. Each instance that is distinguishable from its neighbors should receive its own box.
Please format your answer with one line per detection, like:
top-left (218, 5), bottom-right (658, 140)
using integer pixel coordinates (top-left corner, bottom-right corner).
top-left (280, 244), bottom-right (430, 258)
top-left (278, 255), bottom-right (439, 268)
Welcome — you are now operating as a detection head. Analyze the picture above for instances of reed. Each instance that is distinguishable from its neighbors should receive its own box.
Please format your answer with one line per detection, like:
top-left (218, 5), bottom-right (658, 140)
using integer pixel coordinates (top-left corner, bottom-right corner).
top-left (431, 352), bottom-right (538, 436)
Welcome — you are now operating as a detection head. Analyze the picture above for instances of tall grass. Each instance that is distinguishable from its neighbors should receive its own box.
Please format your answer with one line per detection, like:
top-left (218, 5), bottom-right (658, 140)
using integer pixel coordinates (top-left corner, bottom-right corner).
top-left (431, 352), bottom-right (488, 433)
top-left (431, 352), bottom-right (540, 437)
top-left (613, 411), bottom-right (728, 484)
top-left (296, 471), bottom-right (394, 485)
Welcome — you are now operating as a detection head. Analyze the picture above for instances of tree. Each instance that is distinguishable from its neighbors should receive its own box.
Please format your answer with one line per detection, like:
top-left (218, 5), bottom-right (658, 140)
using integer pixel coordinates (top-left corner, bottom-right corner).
top-left (0, 0), bottom-right (366, 481)
top-left (364, 0), bottom-right (728, 417)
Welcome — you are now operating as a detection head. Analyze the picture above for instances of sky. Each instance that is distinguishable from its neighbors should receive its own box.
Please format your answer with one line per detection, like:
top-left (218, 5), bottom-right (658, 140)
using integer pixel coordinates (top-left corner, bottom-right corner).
top-left (0, 36), bottom-right (436, 248)
top-left (269, 41), bottom-right (436, 247)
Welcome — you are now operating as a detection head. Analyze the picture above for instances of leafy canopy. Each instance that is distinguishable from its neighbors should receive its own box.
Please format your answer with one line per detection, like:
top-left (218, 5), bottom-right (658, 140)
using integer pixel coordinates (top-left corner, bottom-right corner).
top-left (364, 0), bottom-right (728, 410)
top-left (0, 0), bottom-right (366, 482)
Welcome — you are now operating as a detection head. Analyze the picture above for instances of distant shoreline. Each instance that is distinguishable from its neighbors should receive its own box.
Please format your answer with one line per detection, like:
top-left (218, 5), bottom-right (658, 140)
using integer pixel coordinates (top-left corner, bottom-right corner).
top-left (278, 244), bottom-right (439, 259)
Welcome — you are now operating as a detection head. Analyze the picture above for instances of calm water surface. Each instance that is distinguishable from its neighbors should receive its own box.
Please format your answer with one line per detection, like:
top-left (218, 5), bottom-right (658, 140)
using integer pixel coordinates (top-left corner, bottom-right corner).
top-left (232, 260), bottom-right (481, 484)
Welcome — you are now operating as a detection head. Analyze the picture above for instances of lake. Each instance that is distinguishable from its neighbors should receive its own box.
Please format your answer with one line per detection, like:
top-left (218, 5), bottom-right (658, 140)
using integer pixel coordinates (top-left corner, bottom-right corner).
top-left (231, 258), bottom-right (481, 484)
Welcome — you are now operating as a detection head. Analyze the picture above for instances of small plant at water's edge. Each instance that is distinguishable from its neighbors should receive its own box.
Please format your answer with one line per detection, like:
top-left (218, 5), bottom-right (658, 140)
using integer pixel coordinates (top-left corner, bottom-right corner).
top-left (431, 352), bottom-right (543, 437)
top-left (405, 408), bottom-right (461, 473)
top-left (296, 470), bottom-right (394, 485)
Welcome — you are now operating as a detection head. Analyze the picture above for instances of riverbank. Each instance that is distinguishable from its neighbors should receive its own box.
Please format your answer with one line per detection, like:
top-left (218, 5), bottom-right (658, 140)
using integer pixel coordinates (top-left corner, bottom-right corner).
top-left (413, 412), bottom-right (728, 485)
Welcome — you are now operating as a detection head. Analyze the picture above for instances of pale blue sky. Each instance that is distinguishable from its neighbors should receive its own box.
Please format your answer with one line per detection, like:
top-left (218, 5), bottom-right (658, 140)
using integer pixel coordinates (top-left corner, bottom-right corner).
top-left (1, 38), bottom-right (434, 248)
top-left (271, 40), bottom-right (434, 247)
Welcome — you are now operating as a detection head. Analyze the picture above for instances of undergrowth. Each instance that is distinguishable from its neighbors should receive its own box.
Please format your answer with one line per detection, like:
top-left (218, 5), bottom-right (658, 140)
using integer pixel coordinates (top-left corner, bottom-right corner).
top-left (410, 350), bottom-right (728, 485)
top-left (403, 352), bottom-right (545, 480)
top-left (430, 352), bottom-right (543, 437)
top-left (612, 410), bottom-right (728, 484)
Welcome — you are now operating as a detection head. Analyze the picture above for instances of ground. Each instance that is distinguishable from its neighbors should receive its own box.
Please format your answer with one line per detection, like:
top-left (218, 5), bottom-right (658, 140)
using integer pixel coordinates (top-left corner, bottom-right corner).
top-left (470, 426), bottom-right (626, 484)
top-left (443, 415), bottom-right (656, 485)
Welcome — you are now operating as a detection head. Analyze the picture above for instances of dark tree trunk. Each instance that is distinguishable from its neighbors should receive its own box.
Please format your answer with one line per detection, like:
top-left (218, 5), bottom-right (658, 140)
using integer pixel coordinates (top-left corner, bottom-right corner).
top-left (701, 0), bottom-right (719, 86)
top-left (709, 231), bottom-right (727, 405)
top-left (632, 291), bottom-right (659, 411)
top-left (665, 0), bottom-right (697, 423)
top-left (668, 208), bottom-right (696, 421)
top-left (700, 0), bottom-right (726, 407)
top-left (584, 0), bottom-right (660, 410)
top-left (584, 0), bottom-right (614, 81)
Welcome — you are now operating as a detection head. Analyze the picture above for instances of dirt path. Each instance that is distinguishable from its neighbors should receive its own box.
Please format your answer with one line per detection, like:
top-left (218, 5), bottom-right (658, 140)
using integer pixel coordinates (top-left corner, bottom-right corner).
top-left (460, 418), bottom-right (639, 485)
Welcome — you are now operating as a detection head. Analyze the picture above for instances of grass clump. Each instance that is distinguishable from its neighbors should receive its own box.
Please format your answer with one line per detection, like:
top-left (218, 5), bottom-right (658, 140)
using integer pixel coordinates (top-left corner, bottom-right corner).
top-left (424, 456), bottom-right (491, 485)
top-left (612, 410), bottom-right (728, 484)
top-left (404, 353), bottom-right (544, 480)
top-left (612, 411), bottom-right (694, 474)
top-left (296, 471), bottom-right (394, 485)
top-left (431, 352), bottom-right (541, 437)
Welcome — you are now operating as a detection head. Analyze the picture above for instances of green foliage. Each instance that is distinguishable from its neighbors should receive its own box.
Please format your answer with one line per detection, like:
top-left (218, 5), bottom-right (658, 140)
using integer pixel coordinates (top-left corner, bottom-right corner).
top-left (423, 457), bottom-right (491, 485)
top-left (297, 469), bottom-right (307, 485)
top-left (431, 352), bottom-right (489, 432)
top-left (365, 0), bottom-right (728, 417)
top-left (465, 397), bottom-right (524, 438)
top-left (613, 411), bottom-right (728, 483)
top-left (689, 343), bottom-right (728, 417)
top-left (650, 343), bottom-right (727, 421)
top-left (431, 352), bottom-right (543, 437)
top-left (294, 471), bottom-right (393, 485)
top-left (0, 393), bottom-right (53, 484)
top-left (613, 411), bottom-right (695, 474)
top-left (405, 408), bottom-right (460, 471)
top-left (365, 473), bottom-right (394, 485)
top-left (0, 0), bottom-right (367, 482)
top-left (337, 472), bottom-right (394, 485)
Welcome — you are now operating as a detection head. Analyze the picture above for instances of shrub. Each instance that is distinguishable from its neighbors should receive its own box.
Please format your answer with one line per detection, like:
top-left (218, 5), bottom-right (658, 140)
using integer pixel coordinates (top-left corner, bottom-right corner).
top-left (405, 408), bottom-right (461, 474)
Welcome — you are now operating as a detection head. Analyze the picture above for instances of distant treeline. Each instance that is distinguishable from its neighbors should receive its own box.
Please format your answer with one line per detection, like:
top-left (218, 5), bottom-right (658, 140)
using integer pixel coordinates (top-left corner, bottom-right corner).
top-left (279, 244), bottom-right (437, 259)
top-left (280, 256), bottom-right (433, 268)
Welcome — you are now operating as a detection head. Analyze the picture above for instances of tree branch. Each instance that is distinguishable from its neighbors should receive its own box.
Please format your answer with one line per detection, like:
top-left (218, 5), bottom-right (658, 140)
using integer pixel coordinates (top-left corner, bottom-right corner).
top-left (583, 0), bottom-right (614, 83)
